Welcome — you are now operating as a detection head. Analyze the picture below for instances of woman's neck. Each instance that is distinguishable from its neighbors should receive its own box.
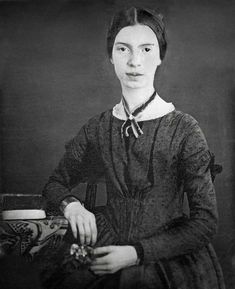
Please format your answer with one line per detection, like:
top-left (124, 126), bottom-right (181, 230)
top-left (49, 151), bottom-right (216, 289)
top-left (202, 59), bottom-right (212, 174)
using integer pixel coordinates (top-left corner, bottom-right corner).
top-left (121, 86), bottom-right (155, 112)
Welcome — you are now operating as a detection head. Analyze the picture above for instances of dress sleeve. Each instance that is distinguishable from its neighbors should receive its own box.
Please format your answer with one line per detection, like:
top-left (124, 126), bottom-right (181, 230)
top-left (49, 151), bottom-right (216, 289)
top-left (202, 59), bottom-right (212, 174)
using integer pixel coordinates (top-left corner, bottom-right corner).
top-left (139, 120), bottom-right (218, 263)
top-left (42, 122), bottom-right (101, 213)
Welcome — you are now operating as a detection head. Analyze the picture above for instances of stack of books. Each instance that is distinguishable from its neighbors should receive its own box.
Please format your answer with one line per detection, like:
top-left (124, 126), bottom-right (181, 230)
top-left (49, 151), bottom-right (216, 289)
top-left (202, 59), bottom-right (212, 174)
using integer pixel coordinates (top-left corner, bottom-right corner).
top-left (1, 194), bottom-right (46, 220)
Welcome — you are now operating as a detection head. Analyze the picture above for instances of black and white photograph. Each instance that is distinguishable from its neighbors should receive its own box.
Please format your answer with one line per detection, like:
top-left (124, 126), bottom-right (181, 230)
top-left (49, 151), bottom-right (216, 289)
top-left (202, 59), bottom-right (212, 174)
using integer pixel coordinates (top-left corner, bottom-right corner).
top-left (0, 0), bottom-right (234, 288)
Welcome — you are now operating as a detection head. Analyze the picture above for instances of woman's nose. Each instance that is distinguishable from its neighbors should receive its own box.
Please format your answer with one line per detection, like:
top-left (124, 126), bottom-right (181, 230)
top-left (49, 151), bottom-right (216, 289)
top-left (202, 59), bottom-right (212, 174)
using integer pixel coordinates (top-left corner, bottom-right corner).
top-left (127, 51), bottom-right (141, 67)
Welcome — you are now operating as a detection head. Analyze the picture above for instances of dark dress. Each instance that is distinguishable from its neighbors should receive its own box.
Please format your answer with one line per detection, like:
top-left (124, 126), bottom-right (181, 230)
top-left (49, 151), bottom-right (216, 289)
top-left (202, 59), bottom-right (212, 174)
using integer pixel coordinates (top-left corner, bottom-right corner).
top-left (43, 109), bottom-right (225, 289)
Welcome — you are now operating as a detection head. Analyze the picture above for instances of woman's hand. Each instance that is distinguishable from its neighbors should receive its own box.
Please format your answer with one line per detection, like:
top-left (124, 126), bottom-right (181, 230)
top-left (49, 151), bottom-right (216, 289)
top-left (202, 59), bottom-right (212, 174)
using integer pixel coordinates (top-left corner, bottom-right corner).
top-left (64, 201), bottom-right (97, 246)
top-left (90, 245), bottom-right (138, 275)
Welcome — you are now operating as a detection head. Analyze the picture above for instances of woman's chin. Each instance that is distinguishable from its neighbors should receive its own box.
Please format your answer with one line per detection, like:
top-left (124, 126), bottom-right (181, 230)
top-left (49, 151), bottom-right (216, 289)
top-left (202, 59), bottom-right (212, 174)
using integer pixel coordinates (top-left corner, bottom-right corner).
top-left (122, 80), bottom-right (147, 90)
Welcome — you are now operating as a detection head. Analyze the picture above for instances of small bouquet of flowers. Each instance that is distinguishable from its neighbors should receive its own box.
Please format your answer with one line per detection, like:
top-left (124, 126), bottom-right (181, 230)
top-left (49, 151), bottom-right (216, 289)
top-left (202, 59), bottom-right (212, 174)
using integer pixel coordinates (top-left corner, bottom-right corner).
top-left (69, 244), bottom-right (95, 265)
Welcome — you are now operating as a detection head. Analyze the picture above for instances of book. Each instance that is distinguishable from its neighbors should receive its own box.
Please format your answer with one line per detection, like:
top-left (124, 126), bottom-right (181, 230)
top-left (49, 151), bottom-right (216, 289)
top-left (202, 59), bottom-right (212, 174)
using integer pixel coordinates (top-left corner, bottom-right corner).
top-left (0, 194), bottom-right (46, 220)
top-left (2, 209), bottom-right (46, 220)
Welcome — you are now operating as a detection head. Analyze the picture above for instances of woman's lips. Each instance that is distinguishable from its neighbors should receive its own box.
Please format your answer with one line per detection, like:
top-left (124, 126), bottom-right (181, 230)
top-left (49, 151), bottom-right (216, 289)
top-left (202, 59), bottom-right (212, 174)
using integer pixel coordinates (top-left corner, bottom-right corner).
top-left (126, 72), bottom-right (143, 76)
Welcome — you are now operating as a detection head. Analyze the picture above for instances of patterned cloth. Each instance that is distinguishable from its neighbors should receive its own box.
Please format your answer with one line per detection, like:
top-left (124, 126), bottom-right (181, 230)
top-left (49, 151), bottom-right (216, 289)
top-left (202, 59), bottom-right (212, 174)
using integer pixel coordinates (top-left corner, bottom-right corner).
top-left (0, 217), bottom-right (68, 260)
top-left (43, 109), bottom-right (225, 289)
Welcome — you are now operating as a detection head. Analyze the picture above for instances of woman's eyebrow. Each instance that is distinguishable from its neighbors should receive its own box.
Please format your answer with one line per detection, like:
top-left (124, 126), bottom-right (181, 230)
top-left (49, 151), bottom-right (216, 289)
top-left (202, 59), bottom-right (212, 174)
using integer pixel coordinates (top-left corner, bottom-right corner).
top-left (114, 42), bottom-right (130, 47)
top-left (139, 43), bottom-right (155, 47)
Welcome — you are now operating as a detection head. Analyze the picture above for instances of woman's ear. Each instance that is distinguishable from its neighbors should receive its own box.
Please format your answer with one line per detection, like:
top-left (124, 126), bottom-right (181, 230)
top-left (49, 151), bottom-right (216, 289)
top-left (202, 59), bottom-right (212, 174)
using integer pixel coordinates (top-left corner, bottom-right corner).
top-left (110, 58), bottom-right (113, 64)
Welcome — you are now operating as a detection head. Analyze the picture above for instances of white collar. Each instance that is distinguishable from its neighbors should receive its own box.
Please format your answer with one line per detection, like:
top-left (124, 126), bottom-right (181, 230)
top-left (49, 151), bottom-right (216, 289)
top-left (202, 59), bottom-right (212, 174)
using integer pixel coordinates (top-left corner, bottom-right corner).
top-left (112, 93), bottom-right (175, 121)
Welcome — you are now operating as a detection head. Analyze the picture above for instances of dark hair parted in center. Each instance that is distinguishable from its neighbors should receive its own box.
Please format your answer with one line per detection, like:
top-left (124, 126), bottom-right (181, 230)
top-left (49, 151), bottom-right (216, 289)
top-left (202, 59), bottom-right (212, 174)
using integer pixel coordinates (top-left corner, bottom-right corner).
top-left (107, 7), bottom-right (167, 61)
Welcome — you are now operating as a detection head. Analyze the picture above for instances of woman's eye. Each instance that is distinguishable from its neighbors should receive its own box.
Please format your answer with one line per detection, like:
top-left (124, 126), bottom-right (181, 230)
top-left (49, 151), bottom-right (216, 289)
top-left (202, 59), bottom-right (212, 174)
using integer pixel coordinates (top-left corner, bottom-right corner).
top-left (118, 47), bottom-right (127, 52)
top-left (143, 47), bottom-right (151, 52)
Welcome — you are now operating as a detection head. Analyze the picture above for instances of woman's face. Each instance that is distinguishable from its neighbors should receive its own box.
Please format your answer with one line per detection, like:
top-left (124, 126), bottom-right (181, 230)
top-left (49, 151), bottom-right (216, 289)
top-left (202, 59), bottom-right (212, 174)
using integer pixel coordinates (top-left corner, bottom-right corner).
top-left (111, 24), bottom-right (161, 90)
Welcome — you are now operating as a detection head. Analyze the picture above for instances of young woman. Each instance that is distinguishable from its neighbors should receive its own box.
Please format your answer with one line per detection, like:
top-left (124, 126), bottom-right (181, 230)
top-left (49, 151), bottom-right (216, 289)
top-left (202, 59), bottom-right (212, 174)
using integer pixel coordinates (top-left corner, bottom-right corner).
top-left (42, 7), bottom-right (225, 289)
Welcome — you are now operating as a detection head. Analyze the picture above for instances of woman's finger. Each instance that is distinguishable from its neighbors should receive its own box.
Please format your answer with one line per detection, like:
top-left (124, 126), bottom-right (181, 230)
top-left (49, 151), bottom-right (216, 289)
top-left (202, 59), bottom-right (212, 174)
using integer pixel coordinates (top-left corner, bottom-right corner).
top-left (94, 246), bottom-right (113, 256)
top-left (91, 271), bottom-right (107, 276)
top-left (77, 217), bottom-right (85, 245)
top-left (92, 255), bottom-right (109, 265)
top-left (90, 217), bottom-right (97, 245)
top-left (69, 216), bottom-right (77, 239)
top-left (84, 221), bottom-right (91, 245)
top-left (90, 265), bottom-right (109, 270)
top-left (90, 264), bottom-right (113, 276)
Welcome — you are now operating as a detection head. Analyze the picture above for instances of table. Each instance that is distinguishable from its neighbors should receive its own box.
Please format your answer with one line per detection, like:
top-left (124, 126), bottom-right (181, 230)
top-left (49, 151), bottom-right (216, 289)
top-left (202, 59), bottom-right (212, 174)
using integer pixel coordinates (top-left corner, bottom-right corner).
top-left (0, 217), bottom-right (68, 260)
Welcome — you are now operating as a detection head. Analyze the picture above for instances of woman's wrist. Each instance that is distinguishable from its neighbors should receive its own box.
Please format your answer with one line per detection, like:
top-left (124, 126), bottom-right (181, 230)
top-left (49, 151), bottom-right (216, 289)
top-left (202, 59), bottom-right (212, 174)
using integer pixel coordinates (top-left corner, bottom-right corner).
top-left (124, 246), bottom-right (139, 267)
top-left (59, 196), bottom-right (82, 213)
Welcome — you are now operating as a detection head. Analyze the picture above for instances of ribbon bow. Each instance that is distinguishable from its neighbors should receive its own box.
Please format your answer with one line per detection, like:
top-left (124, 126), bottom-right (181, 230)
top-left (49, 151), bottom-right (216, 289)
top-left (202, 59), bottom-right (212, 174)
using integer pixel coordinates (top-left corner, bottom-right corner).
top-left (121, 91), bottom-right (156, 138)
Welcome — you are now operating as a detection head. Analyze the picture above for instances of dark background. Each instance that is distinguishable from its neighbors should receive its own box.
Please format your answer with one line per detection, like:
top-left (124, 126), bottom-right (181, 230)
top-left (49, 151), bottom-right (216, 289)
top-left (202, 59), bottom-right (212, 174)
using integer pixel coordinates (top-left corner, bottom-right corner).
top-left (0, 0), bottom-right (234, 287)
